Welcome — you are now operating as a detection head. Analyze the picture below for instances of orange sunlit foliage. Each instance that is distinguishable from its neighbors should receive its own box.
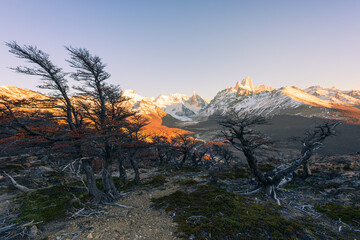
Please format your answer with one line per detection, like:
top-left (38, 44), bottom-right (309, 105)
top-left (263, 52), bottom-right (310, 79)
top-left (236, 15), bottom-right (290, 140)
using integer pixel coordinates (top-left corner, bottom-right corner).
top-left (138, 113), bottom-right (191, 141)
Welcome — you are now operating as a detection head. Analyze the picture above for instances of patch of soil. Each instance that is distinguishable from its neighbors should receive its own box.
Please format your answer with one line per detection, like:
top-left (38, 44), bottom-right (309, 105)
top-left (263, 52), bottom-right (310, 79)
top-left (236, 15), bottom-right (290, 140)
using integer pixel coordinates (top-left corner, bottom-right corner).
top-left (38, 178), bottom-right (180, 240)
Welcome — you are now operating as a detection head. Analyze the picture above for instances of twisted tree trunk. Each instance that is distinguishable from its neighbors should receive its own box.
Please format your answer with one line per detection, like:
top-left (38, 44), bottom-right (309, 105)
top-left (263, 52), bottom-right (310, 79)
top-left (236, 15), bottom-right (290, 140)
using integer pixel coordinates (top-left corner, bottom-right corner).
top-left (129, 154), bottom-right (140, 184)
top-left (81, 158), bottom-right (104, 203)
top-left (301, 162), bottom-right (312, 179)
top-left (102, 160), bottom-right (119, 200)
top-left (117, 156), bottom-right (128, 185)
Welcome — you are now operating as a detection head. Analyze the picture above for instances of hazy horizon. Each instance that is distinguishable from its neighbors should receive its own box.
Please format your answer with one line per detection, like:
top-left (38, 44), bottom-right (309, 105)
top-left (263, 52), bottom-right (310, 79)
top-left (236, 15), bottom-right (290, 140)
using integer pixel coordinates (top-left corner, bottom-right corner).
top-left (1, 0), bottom-right (360, 99)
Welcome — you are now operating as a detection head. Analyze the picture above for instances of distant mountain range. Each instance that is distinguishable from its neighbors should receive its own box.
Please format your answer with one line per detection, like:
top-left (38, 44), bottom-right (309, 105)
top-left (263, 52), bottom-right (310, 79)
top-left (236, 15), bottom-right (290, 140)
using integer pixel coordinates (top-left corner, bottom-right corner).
top-left (120, 77), bottom-right (360, 124)
top-left (1, 77), bottom-right (360, 124)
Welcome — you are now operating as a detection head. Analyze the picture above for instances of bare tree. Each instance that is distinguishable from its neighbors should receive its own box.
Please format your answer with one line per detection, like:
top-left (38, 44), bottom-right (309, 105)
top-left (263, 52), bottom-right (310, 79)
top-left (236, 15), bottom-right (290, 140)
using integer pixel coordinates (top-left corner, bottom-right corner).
top-left (219, 111), bottom-right (338, 203)
top-left (66, 46), bottom-right (137, 199)
top-left (120, 114), bottom-right (150, 184)
top-left (213, 144), bottom-right (235, 165)
top-left (6, 41), bottom-right (79, 129)
top-left (171, 133), bottom-right (197, 166)
top-left (5, 42), bottom-right (136, 203)
top-left (151, 134), bottom-right (171, 165)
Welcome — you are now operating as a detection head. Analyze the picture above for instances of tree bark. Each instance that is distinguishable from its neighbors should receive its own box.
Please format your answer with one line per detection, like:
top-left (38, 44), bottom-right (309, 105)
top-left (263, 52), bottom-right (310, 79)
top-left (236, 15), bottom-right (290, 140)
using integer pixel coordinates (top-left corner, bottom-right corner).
top-left (102, 160), bottom-right (119, 200)
top-left (243, 151), bottom-right (269, 186)
top-left (180, 151), bottom-right (187, 166)
top-left (301, 162), bottom-right (312, 179)
top-left (82, 158), bottom-right (104, 203)
top-left (129, 155), bottom-right (140, 184)
top-left (191, 152), bottom-right (198, 166)
top-left (117, 157), bottom-right (128, 185)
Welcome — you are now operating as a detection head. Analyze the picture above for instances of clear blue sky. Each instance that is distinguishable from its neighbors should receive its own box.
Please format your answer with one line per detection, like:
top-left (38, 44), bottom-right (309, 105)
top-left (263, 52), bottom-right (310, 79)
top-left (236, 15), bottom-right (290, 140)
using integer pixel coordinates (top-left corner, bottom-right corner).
top-left (0, 0), bottom-right (359, 99)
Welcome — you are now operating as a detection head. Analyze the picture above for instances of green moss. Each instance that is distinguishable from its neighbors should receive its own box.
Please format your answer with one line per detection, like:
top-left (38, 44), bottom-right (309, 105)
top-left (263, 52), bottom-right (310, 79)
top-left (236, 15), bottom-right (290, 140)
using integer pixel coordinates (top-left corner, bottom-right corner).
top-left (282, 181), bottom-right (311, 189)
top-left (15, 184), bottom-right (86, 225)
top-left (4, 163), bottom-right (26, 172)
top-left (315, 203), bottom-right (360, 227)
top-left (152, 185), bottom-right (341, 239)
top-left (259, 163), bottom-right (275, 172)
top-left (217, 168), bottom-right (248, 180)
top-left (178, 179), bottom-right (198, 186)
top-left (143, 175), bottom-right (167, 187)
top-left (96, 177), bottom-right (137, 190)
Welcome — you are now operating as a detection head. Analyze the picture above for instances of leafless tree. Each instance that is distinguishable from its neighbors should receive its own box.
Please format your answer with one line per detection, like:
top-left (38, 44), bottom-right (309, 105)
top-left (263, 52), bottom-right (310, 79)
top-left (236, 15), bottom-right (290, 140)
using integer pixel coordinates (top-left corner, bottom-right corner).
top-left (219, 111), bottom-right (338, 203)
top-left (6, 41), bottom-right (80, 129)
top-left (171, 133), bottom-right (197, 166)
top-left (5, 42), bottom-right (136, 203)
top-left (213, 144), bottom-right (235, 165)
top-left (120, 114), bottom-right (150, 184)
top-left (151, 134), bottom-right (171, 165)
top-left (66, 46), bottom-right (137, 199)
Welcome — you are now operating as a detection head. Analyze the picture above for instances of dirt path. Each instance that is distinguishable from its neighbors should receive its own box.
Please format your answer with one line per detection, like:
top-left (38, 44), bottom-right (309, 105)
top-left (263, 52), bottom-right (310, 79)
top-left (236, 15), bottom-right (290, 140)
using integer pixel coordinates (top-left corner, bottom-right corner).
top-left (39, 180), bottom-right (180, 240)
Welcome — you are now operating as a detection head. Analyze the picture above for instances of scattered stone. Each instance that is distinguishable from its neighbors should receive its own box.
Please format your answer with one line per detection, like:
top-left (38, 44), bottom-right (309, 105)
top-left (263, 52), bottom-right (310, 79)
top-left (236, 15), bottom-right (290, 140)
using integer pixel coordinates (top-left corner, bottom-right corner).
top-left (29, 225), bottom-right (38, 237)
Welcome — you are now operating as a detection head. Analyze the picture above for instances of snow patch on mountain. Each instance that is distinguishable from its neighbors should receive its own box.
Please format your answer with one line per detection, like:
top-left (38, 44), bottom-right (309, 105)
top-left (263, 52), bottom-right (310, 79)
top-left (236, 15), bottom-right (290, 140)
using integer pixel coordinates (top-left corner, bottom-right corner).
top-left (200, 88), bottom-right (303, 117)
top-left (121, 89), bottom-right (166, 118)
top-left (305, 86), bottom-right (360, 105)
top-left (122, 89), bottom-right (208, 121)
top-left (0, 86), bottom-right (47, 100)
top-left (153, 92), bottom-right (208, 121)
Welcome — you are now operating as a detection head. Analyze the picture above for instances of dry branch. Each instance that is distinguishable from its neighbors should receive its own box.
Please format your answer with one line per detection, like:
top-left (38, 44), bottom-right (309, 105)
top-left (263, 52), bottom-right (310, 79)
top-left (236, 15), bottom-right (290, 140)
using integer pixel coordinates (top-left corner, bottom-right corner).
top-left (3, 172), bottom-right (31, 192)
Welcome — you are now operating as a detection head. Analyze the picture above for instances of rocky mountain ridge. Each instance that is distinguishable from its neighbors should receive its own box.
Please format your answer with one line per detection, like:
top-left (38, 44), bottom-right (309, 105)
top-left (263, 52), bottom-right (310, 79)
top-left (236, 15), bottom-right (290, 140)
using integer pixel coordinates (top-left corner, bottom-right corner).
top-left (2, 77), bottom-right (360, 124)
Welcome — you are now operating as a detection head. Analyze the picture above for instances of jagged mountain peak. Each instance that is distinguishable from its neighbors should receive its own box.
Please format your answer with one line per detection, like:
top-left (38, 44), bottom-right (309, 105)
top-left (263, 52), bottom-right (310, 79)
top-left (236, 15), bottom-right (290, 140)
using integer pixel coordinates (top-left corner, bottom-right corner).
top-left (234, 77), bottom-right (254, 91)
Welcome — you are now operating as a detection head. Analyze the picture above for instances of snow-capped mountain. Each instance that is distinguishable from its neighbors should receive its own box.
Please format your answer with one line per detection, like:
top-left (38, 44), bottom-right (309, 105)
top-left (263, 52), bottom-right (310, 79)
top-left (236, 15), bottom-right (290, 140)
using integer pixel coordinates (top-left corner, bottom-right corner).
top-left (153, 92), bottom-right (208, 121)
top-left (2, 77), bottom-right (360, 125)
top-left (198, 78), bottom-right (360, 123)
top-left (304, 86), bottom-right (360, 105)
top-left (0, 86), bottom-right (48, 100)
top-left (121, 89), bottom-right (166, 119)
top-left (119, 78), bottom-right (360, 124)
top-left (199, 77), bottom-right (291, 117)
top-left (121, 90), bottom-right (209, 121)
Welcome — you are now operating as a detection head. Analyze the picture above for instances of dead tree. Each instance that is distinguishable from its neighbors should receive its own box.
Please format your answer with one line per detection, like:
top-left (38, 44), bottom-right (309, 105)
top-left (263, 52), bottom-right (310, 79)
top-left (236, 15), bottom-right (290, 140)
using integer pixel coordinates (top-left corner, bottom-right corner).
top-left (219, 111), bottom-right (338, 203)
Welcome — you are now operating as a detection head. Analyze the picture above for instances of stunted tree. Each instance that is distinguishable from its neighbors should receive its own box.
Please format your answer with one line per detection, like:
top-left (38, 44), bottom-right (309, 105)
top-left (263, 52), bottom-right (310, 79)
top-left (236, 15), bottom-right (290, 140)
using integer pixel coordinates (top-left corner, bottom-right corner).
top-left (66, 46), bottom-right (136, 199)
top-left (6, 41), bottom-right (79, 129)
top-left (213, 143), bottom-right (235, 165)
top-left (171, 133), bottom-right (197, 166)
top-left (4, 42), bottom-right (136, 203)
top-left (120, 114), bottom-right (150, 184)
top-left (152, 134), bottom-right (171, 165)
top-left (219, 111), bottom-right (338, 204)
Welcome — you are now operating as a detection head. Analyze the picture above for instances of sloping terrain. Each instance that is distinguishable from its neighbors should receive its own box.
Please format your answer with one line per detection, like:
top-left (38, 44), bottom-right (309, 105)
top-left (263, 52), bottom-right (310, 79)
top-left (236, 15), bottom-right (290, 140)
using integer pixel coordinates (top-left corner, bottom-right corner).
top-left (0, 86), bottom-right (190, 138)
top-left (163, 115), bottom-right (360, 156)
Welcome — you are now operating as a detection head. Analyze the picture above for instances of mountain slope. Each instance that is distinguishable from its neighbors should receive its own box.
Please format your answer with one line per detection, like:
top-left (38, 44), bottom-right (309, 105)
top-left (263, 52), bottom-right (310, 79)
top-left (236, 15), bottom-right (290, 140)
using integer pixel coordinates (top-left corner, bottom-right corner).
top-left (0, 86), bottom-right (190, 138)
top-left (153, 92), bottom-right (208, 121)
top-left (0, 86), bottom-right (48, 100)
top-left (304, 86), bottom-right (360, 105)
top-left (199, 79), bottom-right (360, 123)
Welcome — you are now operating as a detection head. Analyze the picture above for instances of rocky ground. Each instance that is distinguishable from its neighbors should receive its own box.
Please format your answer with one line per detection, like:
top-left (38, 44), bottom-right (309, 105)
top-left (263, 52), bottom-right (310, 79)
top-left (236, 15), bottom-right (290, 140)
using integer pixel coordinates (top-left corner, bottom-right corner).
top-left (1, 154), bottom-right (360, 239)
top-left (39, 179), bottom-right (180, 240)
